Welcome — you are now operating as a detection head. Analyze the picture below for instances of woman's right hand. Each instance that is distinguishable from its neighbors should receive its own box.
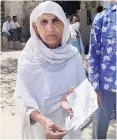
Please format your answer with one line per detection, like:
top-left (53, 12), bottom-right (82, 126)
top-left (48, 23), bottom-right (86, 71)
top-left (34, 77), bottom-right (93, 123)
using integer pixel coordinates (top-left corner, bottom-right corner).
top-left (31, 110), bottom-right (67, 139)
top-left (43, 117), bottom-right (68, 139)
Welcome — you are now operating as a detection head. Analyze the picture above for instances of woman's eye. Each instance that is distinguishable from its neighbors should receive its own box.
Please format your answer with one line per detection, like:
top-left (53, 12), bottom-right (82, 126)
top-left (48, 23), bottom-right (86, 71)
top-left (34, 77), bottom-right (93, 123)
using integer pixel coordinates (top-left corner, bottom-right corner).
top-left (41, 20), bottom-right (48, 24)
top-left (52, 18), bottom-right (59, 23)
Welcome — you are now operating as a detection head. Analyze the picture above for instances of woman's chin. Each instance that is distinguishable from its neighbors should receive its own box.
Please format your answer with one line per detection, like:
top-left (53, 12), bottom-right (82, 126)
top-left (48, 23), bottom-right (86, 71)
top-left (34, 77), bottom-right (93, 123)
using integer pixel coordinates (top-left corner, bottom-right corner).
top-left (44, 41), bottom-right (60, 49)
top-left (48, 44), bottom-right (58, 49)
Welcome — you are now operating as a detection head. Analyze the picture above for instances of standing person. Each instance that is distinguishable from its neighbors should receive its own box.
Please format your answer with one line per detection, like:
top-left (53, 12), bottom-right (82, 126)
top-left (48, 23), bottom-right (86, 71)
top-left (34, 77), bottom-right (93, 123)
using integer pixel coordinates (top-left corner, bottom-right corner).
top-left (2, 16), bottom-right (12, 41)
top-left (22, 16), bottom-right (30, 42)
top-left (69, 14), bottom-right (85, 59)
top-left (10, 16), bottom-right (22, 41)
top-left (15, 1), bottom-right (86, 139)
top-left (92, 6), bottom-right (103, 22)
top-left (88, 3), bottom-right (116, 139)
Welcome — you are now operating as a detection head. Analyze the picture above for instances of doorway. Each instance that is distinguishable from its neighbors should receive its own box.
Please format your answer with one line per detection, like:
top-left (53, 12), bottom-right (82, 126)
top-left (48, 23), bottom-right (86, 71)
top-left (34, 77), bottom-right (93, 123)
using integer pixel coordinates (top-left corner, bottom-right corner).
top-left (55, 1), bottom-right (81, 16)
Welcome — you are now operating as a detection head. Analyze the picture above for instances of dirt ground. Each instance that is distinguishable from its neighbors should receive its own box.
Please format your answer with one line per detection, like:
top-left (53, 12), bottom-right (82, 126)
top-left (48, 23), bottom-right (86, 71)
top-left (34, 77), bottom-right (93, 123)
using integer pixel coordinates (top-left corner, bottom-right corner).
top-left (0, 50), bottom-right (116, 139)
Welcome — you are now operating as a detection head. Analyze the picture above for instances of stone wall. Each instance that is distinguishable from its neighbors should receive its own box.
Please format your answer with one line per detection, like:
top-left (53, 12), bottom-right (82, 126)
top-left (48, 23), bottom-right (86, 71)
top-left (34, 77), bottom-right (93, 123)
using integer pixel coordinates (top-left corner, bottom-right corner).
top-left (24, 1), bottom-right (40, 18)
top-left (79, 1), bottom-right (101, 46)
top-left (4, 1), bottom-right (41, 41)
top-left (3, 0), bottom-right (103, 45)
top-left (4, 1), bottom-right (41, 25)
top-left (4, 1), bottom-right (25, 25)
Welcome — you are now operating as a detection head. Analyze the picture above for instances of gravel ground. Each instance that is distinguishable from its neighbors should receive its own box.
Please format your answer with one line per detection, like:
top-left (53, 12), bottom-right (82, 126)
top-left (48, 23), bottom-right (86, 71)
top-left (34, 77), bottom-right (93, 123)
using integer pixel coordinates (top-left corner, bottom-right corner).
top-left (0, 50), bottom-right (116, 139)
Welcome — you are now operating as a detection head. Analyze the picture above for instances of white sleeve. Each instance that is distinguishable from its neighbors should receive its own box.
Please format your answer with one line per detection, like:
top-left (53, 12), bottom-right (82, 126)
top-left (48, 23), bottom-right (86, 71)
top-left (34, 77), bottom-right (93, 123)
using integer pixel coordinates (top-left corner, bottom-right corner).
top-left (15, 66), bottom-right (40, 126)
top-left (2, 22), bottom-right (10, 35)
top-left (16, 22), bottom-right (20, 28)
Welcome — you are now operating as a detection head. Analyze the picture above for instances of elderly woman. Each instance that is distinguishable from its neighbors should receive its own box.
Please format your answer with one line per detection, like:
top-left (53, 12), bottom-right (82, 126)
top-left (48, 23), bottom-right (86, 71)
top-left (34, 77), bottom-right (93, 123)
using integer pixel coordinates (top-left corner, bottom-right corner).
top-left (16, 1), bottom-right (86, 139)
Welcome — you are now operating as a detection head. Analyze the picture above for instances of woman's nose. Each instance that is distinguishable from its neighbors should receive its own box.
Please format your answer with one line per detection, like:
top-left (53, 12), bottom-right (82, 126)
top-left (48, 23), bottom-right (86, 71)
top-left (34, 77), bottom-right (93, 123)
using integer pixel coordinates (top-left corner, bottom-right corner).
top-left (46, 22), bottom-right (54, 31)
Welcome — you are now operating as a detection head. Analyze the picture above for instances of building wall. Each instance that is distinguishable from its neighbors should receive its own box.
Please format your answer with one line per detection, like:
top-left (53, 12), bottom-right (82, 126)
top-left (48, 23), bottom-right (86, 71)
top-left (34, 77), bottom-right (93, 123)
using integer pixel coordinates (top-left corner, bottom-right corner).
top-left (4, 1), bottom-right (40, 25)
top-left (79, 9), bottom-right (91, 46)
top-left (4, 1), bottom-right (25, 25)
top-left (24, 1), bottom-right (40, 18)
top-left (79, 1), bottom-right (101, 46)
top-left (3, 0), bottom-right (104, 45)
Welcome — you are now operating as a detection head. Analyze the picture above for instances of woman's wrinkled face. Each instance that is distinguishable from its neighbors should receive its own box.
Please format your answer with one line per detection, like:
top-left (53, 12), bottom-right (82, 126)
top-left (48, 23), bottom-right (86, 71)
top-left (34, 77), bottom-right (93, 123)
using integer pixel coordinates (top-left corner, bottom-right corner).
top-left (34, 13), bottom-right (64, 48)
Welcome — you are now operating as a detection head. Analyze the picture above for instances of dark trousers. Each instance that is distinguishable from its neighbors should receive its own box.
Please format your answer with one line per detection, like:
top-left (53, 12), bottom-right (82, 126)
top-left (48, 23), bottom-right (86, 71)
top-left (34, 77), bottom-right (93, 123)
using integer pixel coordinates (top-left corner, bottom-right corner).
top-left (92, 89), bottom-right (116, 139)
top-left (12, 27), bottom-right (22, 41)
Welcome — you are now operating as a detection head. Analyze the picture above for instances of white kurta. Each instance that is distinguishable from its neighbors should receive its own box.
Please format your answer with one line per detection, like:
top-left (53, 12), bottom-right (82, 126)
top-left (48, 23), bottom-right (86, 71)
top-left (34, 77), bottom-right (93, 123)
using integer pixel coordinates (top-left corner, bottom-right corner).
top-left (16, 52), bottom-right (86, 139)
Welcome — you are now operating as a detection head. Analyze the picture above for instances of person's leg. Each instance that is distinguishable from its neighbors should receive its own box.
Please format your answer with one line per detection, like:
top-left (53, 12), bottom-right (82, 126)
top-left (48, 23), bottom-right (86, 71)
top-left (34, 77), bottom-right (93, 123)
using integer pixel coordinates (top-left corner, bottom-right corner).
top-left (114, 103), bottom-right (116, 120)
top-left (12, 29), bottom-right (18, 41)
top-left (17, 27), bottom-right (22, 41)
top-left (9, 30), bottom-right (13, 41)
top-left (98, 91), bottom-right (116, 139)
top-left (92, 90), bottom-right (116, 139)
top-left (2, 32), bottom-right (9, 49)
top-left (92, 108), bottom-right (101, 139)
top-left (2, 32), bottom-right (12, 41)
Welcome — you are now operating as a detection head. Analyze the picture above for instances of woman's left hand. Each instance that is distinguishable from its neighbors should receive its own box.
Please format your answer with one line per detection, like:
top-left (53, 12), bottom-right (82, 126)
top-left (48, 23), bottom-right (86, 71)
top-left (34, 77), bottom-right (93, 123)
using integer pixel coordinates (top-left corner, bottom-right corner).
top-left (60, 88), bottom-right (74, 114)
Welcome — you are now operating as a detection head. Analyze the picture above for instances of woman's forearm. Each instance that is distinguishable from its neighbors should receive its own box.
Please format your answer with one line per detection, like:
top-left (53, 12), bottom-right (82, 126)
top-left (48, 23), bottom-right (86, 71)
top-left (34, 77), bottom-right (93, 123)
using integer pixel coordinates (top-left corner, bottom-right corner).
top-left (30, 110), bottom-right (47, 128)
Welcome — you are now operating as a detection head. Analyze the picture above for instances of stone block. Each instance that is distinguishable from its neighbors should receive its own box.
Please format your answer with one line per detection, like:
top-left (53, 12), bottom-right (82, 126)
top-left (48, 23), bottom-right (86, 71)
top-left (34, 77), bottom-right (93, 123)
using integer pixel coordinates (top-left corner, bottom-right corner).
top-left (8, 41), bottom-right (14, 49)
top-left (2, 36), bottom-right (8, 50)
top-left (14, 41), bottom-right (20, 50)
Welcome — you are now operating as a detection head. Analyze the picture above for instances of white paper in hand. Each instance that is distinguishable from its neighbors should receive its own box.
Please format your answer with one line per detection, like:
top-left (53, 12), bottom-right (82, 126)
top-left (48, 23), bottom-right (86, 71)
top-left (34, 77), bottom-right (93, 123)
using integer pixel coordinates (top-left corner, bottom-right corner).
top-left (65, 79), bottom-right (98, 131)
top-left (65, 115), bottom-right (75, 131)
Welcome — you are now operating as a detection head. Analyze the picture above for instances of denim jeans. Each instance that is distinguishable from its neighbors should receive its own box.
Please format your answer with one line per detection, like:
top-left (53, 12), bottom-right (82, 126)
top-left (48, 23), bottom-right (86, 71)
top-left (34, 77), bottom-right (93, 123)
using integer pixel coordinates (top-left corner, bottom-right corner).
top-left (2, 30), bottom-right (13, 41)
top-left (92, 89), bottom-right (116, 139)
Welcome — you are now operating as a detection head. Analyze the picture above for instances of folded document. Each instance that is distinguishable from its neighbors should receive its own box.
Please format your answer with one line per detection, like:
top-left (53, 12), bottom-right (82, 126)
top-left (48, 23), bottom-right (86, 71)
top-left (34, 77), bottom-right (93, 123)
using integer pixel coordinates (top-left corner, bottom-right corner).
top-left (65, 78), bottom-right (98, 131)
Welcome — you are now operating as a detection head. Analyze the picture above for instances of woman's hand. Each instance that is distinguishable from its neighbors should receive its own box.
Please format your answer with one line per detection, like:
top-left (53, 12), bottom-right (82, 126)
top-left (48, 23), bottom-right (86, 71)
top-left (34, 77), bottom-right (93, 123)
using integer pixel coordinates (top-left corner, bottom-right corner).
top-left (43, 118), bottom-right (68, 139)
top-left (31, 110), bottom-right (67, 139)
top-left (60, 88), bottom-right (74, 114)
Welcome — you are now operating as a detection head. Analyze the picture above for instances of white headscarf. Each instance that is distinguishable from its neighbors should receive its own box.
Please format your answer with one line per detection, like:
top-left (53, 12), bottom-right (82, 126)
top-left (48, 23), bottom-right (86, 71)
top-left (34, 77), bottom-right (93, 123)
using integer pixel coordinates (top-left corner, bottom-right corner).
top-left (19, 1), bottom-right (77, 65)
